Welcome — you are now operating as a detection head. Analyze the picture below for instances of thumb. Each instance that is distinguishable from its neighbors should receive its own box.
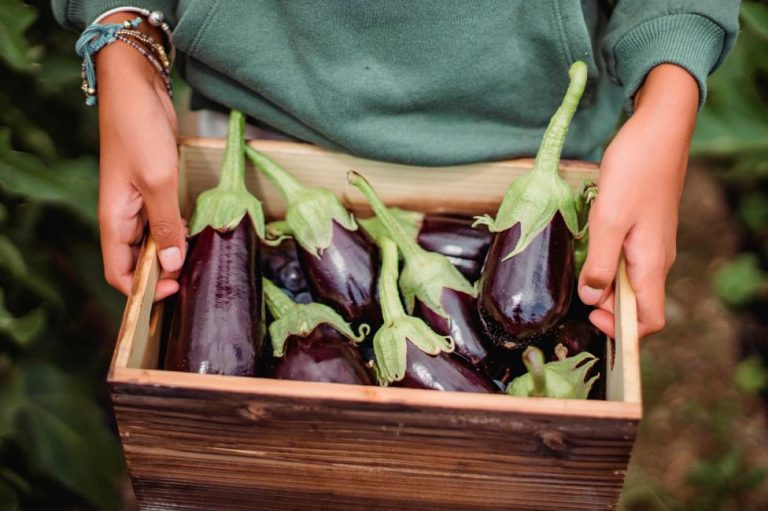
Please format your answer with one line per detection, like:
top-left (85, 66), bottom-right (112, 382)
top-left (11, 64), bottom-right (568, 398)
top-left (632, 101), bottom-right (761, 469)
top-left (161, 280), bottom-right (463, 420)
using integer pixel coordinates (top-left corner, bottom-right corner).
top-left (578, 209), bottom-right (627, 306)
top-left (141, 176), bottom-right (186, 273)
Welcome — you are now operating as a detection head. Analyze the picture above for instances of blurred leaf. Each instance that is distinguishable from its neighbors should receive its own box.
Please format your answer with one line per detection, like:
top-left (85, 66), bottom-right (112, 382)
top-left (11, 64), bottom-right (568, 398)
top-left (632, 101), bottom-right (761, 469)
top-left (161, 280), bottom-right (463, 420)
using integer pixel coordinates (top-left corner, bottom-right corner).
top-left (734, 356), bottom-right (768, 394)
top-left (4, 362), bottom-right (122, 510)
top-left (0, 290), bottom-right (45, 346)
top-left (737, 192), bottom-right (768, 231)
top-left (0, 0), bottom-right (38, 72)
top-left (0, 129), bottom-right (97, 222)
top-left (0, 234), bottom-right (25, 275)
top-left (712, 253), bottom-right (766, 308)
top-left (0, 479), bottom-right (20, 511)
top-left (692, 2), bottom-right (768, 158)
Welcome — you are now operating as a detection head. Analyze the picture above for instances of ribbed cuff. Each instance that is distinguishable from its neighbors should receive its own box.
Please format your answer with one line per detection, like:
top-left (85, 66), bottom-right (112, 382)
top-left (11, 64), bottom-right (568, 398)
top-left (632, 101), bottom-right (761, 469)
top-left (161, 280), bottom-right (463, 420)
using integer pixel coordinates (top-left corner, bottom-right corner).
top-left (53, 0), bottom-right (177, 29)
top-left (614, 13), bottom-right (726, 113)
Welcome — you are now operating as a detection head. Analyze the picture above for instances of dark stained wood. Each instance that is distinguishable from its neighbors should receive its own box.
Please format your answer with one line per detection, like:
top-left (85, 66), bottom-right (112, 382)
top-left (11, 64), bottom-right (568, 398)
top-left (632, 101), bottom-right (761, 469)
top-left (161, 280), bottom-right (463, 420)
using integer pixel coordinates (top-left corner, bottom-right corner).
top-left (111, 379), bottom-right (636, 511)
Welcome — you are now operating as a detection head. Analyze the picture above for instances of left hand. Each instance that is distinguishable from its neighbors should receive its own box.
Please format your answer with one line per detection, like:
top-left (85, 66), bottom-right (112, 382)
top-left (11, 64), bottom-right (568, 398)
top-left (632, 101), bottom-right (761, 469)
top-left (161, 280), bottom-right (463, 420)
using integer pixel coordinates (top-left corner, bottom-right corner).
top-left (578, 64), bottom-right (699, 339)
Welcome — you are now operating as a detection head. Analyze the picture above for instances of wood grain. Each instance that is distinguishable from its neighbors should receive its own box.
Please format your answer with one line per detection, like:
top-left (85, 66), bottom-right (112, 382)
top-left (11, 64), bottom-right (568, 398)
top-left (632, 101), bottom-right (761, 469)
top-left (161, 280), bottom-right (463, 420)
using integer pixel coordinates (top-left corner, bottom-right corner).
top-left (112, 378), bottom-right (637, 511)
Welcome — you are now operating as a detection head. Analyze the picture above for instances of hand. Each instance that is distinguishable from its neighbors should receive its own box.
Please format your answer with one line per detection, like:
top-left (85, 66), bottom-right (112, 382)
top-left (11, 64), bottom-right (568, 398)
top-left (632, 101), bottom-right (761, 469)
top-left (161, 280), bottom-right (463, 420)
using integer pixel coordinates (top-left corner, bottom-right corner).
top-left (578, 64), bottom-right (699, 338)
top-left (96, 13), bottom-right (185, 300)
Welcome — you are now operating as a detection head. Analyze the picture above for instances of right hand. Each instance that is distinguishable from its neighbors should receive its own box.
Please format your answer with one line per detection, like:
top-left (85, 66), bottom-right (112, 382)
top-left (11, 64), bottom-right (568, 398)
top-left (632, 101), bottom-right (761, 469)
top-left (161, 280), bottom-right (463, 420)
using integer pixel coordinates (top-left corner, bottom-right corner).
top-left (96, 13), bottom-right (186, 300)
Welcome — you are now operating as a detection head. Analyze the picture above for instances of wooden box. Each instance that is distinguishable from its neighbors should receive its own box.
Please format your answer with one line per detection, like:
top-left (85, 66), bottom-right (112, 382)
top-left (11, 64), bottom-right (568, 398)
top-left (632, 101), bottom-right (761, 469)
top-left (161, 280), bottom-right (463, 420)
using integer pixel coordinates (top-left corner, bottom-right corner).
top-left (109, 139), bottom-right (641, 511)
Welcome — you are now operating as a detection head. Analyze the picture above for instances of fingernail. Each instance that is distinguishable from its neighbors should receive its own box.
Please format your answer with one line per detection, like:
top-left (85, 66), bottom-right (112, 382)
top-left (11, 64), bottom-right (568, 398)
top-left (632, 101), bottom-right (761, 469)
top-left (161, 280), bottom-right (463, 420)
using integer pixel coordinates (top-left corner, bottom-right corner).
top-left (580, 285), bottom-right (603, 304)
top-left (159, 246), bottom-right (182, 272)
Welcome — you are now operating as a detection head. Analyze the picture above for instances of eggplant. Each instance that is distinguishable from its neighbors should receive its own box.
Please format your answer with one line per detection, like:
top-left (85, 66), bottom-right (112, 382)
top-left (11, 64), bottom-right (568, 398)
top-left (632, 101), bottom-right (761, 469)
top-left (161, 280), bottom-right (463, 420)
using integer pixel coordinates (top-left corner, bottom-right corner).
top-left (263, 278), bottom-right (372, 385)
top-left (245, 147), bottom-right (380, 329)
top-left (164, 111), bottom-right (266, 375)
top-left (261, 239), bottom-right (312, 300)
top-left (369, 237), bottom-right (495, 393)
top-left (506, 345), bottom-right (599, 399)
top-left (474, 61), bottom-right (588, 349)
top-left (359, 209), bottom-right (491, 281)
top-left (349, 173), bottom-right (493, 372)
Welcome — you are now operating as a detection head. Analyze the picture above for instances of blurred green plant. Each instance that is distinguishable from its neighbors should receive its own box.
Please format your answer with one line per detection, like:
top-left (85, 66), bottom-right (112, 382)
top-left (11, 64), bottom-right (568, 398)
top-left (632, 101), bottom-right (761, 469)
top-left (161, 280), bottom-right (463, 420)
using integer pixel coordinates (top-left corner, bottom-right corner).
top-left (712, 253), bottom-right (766, 308)
top-left (0, 1), bottom-right (125, 510)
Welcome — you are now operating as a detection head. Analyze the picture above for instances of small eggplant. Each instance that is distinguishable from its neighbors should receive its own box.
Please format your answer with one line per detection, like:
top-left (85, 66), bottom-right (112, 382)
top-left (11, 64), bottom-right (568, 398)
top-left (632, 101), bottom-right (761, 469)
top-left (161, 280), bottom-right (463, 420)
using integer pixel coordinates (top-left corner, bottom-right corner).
top-left (164, 111), bottom-right (266, 375)
top-left (475, 62), bottom-right (588, 348)
top-left (263, 278), bottom-right (372, 385)
top-left (349, 173), bottom-right (493, 372)
top-left (370, 237), bottom-right (495, 393)
top-left (506, 346), bottom-right (599, 399)
top-left (245, 147), bottom-right (380, 329)
top-left (359, 209), bottom-right (491, 280)
top-left (261, 239), bottom-right (312, 301)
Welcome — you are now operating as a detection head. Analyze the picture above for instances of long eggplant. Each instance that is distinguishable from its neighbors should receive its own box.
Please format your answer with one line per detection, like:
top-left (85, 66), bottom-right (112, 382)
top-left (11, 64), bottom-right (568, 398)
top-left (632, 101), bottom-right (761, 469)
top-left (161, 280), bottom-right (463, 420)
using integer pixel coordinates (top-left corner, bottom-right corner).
top-left (245, 147), bottom-right (380, 329)
top-left (474, 61), bottom-right (588, 349)
top-left (349, 173), bottom-right (493, 372)
top-left (263, 278), bottom-right (372, 385)
top-left (370, 237), bottom-right (495, 393)
top-left (164, 111), bottom-right (266, 375)
top-left (359, 209), bottom-right (492, 281)
top-left (506, 345), bottom-right (599, 399)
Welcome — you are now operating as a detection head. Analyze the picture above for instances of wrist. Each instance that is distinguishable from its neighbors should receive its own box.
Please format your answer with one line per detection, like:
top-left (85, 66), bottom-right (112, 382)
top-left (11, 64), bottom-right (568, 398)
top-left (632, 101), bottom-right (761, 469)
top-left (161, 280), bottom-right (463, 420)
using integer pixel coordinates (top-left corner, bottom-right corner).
top-left (633, 64), bottom-right (699, 135)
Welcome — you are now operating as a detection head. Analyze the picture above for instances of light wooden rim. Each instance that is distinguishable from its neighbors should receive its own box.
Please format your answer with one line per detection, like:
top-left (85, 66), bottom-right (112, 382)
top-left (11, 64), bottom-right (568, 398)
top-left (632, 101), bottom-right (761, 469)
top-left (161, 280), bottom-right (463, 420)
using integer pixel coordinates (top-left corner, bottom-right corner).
top-left (109, 367), bottom-right (641, 420)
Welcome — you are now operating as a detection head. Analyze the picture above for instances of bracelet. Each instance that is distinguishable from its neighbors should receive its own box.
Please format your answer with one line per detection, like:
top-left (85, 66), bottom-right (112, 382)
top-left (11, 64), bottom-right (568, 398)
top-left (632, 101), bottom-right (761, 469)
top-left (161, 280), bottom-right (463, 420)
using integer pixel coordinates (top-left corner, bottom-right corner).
top-left (75, 17), bottom-right (172, 106)
top-left (93, 7), bottom-right (175, 66)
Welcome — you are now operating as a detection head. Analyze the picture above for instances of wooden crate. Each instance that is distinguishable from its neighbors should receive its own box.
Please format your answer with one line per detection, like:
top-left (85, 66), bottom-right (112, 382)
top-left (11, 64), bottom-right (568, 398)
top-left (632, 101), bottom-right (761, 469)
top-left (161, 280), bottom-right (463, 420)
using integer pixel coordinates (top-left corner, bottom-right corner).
top-left (109, 138), bottom-right (641, 511)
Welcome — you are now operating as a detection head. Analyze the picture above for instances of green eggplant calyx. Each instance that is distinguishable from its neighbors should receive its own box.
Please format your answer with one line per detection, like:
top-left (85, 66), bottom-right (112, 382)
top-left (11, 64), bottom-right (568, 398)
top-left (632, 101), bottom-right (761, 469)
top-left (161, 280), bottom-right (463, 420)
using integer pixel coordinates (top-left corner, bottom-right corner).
top-left (373, 236), bottom-right (454, 385)
top-left (477, 61), bottom-right (588, 259)
top-left (263, 220), bottom-right (293, 247)
top-left (246, 146), bottom-right (356, 256)
top-left (575, 180), bottom-right (598, 239)
top-left (349, 171), bottom-right (475, 318)
top-left (190, 110), bottom-right (266, 239)
top-left (506, 346), bottom-right (600, 399)
top-left (263, 278), bottom-right (368, 357)
top-left (358, 207), bottom-right (423, 248)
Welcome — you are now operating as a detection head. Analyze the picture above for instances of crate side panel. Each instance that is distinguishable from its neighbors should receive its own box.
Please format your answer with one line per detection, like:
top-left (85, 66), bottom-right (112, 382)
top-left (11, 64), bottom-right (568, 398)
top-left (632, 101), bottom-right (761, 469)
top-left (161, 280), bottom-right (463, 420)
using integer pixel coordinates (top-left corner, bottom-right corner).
top-left (112, 383), bottom-right (636, 511)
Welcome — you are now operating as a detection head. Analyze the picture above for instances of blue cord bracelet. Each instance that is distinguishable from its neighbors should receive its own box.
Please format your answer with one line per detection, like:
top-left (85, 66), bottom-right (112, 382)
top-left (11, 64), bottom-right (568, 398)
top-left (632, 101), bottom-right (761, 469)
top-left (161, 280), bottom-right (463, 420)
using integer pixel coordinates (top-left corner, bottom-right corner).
top-left (75, 17), bottom-right (142, 106)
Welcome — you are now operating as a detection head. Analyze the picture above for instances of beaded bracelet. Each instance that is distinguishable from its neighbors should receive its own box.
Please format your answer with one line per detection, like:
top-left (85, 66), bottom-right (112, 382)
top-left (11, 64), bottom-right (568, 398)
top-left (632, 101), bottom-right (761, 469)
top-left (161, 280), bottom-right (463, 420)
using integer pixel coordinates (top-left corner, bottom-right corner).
top-left (75, 17), bottom-right (172, 106)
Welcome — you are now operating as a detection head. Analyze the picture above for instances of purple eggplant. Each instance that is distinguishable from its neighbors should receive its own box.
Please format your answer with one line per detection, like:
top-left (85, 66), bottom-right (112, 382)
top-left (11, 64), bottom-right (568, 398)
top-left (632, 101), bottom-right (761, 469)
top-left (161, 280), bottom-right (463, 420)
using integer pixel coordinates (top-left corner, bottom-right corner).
top-left (349, 173), bottom-right (494, 372)
top-left (261, 239), bottom-right (312, 299)
top-left (245, 147), bottom-right (380, 329)
top-left (359, 209), bottom-right (491, 281)
top-left (369, 237), bottom-right (495, 393)
top-left (475, 62), bottom-right (588, 349)
top-left (164, 110), bottom-right (266, 375)
top-left (263, 278), bottom-right (372, 385)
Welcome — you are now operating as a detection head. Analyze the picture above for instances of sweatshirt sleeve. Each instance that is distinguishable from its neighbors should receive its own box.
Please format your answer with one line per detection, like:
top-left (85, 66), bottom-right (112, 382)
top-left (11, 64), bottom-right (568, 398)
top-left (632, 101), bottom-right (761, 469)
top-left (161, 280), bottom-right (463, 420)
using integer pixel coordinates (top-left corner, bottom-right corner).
top-left (51, 0), bottom-right (178, 29)
top-left (600, 0), bottom-right (740, 112)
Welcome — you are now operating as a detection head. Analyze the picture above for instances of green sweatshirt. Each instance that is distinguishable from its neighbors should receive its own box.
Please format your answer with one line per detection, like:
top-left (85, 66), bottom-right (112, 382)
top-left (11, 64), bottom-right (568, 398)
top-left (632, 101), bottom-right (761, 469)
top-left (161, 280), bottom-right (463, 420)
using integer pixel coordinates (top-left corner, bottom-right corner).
top-left (53, 1), bottom-right (739, 166)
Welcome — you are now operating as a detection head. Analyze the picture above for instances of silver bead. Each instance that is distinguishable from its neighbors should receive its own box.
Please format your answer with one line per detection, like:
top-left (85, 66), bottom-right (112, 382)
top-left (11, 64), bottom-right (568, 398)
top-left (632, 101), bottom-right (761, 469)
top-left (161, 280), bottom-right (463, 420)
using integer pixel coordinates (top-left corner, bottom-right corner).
top-left (148, 11), bottom-right (165, 26)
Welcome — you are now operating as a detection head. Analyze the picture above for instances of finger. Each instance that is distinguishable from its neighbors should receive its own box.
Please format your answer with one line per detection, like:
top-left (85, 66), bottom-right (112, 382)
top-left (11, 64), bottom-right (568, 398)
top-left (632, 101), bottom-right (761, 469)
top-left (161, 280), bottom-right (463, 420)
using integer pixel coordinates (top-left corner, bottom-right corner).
top-left (154, 278), bottom-right (180, 302)
top-left (625, 242), bottom-right (667, 338)
top-left (137, 168), bottom-right (186, 273)
top-left (99, 188), bottom-right (145, 296)
top-left (578, 205), bottom-right (628, 306)
top-left (589, 309), bottom-right (615, 338)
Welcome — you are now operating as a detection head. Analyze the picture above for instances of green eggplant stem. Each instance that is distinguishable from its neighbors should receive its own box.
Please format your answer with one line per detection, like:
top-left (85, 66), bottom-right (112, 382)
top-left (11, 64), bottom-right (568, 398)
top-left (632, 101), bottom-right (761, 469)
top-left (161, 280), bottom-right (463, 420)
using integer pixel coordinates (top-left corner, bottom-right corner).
top-left (347, 171), bottom-right (422, 261)
top-left (217, 111), bottom-right (248, 192)
top-left (245, 145), bottom-right (304, 203)
top-left (532, 61), bottom-right (588, 178)
top-left (523, 347), bottom-right (547, 397)
top-left (377, 237), bottom-right (407, 324)
top-left (263, 277), bottom-right (295, 320)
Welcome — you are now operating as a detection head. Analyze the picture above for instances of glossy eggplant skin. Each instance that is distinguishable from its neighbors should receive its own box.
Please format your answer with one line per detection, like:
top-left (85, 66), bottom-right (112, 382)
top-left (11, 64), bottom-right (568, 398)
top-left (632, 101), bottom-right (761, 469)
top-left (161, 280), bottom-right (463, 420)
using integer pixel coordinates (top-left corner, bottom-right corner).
top-left (477, 213), bottom-right (573, 349)
top-left (418, 215), bottom-right (491, 261)
top-left (261, 239), bottom-right (312, 302)
top-left (298, 221), bottom-right (380, 328)
top-left (165, 216), bottom-right (262, 375)
top-left (414, 288), bottom-right (491, 371)
top-left (269, 324), bottom-right (373, 385)
top-left (395, 341), bottom-right (496, 393)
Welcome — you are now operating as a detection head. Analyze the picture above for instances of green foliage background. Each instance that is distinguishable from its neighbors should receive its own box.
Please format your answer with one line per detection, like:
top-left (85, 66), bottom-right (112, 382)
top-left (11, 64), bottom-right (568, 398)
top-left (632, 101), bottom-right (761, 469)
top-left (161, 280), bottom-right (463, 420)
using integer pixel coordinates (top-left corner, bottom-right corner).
top-left (0, 0), bottom-right (765, 510)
